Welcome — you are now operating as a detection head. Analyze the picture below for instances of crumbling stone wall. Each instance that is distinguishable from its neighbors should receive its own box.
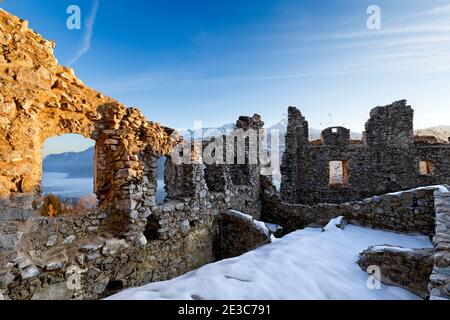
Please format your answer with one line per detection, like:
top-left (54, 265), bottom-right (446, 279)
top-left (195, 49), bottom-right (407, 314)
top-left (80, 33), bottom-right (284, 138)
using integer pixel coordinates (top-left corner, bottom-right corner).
top-left (262, 176), bottom-right (438, 236)
top-left (281, 100), bottom-right (450, 205)
top-left (0, 209), bottom-right (217, 300)
top-left (0, 150), bottom-right (270, 300)
top-left (0, 9), bottom-right (179, 235)
top-left (3, 8), bottom-right (449, 301)
top-left (0, 9), bottom-right (272, 300)
top-left (280, 107), bottom-right (309, 204)
top-left (216, 210), bottom-right (271, 260)
top-left (358, 246), bottom-right (433, 298)
top-left (202, 114), bottom-right (267, 219)
top-left (429, 188), bottom-right (450, 300)
top-left (263, 180), bottom-right (450, 299)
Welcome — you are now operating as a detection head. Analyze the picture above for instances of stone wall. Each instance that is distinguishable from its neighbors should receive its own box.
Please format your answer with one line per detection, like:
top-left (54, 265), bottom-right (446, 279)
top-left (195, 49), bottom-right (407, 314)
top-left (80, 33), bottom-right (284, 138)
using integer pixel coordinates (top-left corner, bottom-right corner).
top-left (280, 107), bottom-right (309, 204)
top-left (429, 187), bottom-right (450, 300)
top-left (0, 164), bottom-right (275, 301)
top-left (0, 131), bottom-right (272, 300)
top-left (263, 179), bottom-right (450, 299)
top-left (358, 246), bottom-right (433, 298)
top-left (262, 176), bottom-right (438, 236)
top-left (0, 9), bottom-right (274, 300)
top-left (280, 101), bottom-right (450, 205)
top-left (202, 114), bottom-right (266, 219)
top-left (2, 8), bottom-right (450, 301)
top-left (0, 9), bottom-right (180, 242)
top-left (0, 191), bottom-right (273, 300)
top-left (0, 210), bottom-right (217, 300)
top-left (217, 210), bottom-right (271, 260)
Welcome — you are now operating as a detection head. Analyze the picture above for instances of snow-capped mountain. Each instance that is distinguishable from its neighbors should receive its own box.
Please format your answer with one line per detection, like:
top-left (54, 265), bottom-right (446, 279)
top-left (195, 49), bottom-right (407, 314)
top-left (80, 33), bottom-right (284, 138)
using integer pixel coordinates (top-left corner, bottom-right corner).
top-left (415, 126), bottom-right (450, 142)
top-left (43, 147), bottom-right (95, 178)
top-left (178, 123), bottom-right (236, 140)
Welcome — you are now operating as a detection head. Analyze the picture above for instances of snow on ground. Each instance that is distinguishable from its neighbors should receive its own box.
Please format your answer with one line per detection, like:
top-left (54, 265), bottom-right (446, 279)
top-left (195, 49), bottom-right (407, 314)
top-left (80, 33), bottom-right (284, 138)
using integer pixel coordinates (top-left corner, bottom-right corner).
top-left (107, 218), bottom-right (433, 300)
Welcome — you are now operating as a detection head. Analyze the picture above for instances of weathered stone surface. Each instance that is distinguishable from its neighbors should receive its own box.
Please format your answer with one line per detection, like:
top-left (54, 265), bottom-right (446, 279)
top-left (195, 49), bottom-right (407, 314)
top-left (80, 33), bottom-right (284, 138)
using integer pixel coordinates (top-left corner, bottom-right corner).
top-left (31, 282), bottom-right (74, 300)
top-left (63, 235), bottom-right (76, 244)
top-left (45, 235), bottom-right (58, 247)
top-left (0, 221), bottom-right (21, 250)
top-left (217, 210), bottom-right (271, 260)
top-left (45, 255), bottom-right (68, 271)
top-left (0, 272), bottom-right (15, 288)
top-left (1, 8), bottom-right (449, 303)
top-left (429, 189), bottom-right (450, 300)
top-left (262, 176), bottom-right (438, 236)
top-left (281, 101), bottom-right (450, 205)
top-left (0, 8), bottom-right (180, 208)
top-left (102, 239), bottom-right (128, 256)
top-left (0, 208), bottom-right (32, 221)
top-left (358, 245), bottom-right (433, 298)
top-left (20, 265), bottom-right (40, 280)
top-left (179, 220), bottom-right (191, 236)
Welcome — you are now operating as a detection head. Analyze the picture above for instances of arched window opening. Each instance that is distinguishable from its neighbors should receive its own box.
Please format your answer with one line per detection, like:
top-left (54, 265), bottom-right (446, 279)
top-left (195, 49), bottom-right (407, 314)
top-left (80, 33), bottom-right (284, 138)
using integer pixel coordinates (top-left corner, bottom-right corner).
top-left (41, 134), bottom-right (97, 216)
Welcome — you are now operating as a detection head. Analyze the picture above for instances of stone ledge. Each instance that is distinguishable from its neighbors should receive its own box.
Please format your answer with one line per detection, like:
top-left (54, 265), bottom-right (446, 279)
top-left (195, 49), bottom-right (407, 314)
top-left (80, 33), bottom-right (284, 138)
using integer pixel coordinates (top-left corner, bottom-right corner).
top-left (358, 245), bottom-right (433, 298)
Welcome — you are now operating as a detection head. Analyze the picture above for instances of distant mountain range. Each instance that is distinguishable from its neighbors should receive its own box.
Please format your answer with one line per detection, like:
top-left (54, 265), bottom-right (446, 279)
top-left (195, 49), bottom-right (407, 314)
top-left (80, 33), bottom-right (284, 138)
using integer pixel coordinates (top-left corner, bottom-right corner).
top-left (179, 123), bottom-right (237, 140)
top-left (43, 147), bottom-right (95, 178)
top-left (179, 122), bottom-right (361, 141)
top-left (415, 126), bottom-right (450, 143)
top-left (43, 147), bottom-right (166, 180)
top-left (43, 124), bottom-right (449, 179)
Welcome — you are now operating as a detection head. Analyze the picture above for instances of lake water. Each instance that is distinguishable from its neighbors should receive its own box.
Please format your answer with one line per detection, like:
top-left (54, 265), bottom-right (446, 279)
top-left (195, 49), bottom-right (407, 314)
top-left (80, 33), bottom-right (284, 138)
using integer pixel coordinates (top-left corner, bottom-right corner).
top-left (43, 172), bottom-right (167, 202)
top-left (42, 172), bottom-right (94, 198)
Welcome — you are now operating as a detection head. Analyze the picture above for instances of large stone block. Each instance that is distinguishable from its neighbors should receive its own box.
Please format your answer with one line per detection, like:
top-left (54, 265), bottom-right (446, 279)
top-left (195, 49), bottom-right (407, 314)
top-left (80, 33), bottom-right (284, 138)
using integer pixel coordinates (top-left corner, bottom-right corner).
top-left (31, 283), bottom-right (74, 300)
top-left (0, 208), bottom-right (33, 221)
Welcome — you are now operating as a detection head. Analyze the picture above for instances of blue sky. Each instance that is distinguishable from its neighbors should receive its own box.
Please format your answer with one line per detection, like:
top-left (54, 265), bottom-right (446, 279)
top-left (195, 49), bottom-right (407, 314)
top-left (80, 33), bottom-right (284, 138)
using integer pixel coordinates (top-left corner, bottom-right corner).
top-left (2, 0), bottom-right (450, 154)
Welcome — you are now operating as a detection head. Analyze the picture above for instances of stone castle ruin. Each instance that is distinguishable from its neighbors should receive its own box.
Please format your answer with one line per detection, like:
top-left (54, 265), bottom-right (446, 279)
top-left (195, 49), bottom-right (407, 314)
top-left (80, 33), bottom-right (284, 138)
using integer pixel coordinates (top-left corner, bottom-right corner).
top-left (0, 10), bottom-right (270, 300)
top-left (0, 9), bottom-right (449, 300)
top-left (280, 101), bottom-right (450, 205)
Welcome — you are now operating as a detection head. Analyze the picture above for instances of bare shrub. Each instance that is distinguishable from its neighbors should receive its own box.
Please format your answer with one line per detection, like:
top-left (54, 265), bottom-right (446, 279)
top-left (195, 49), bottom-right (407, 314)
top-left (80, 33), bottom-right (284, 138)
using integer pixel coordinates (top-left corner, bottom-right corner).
top-left (41, 194), bottom-right (63, 217)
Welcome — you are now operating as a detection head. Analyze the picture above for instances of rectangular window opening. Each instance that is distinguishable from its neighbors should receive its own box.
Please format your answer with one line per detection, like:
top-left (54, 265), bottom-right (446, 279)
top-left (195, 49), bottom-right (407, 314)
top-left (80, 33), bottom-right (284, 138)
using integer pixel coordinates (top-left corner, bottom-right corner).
top-left (329, 160), bottom-right (349, 186)
top-left (419, 160), bottom-right (433, 176)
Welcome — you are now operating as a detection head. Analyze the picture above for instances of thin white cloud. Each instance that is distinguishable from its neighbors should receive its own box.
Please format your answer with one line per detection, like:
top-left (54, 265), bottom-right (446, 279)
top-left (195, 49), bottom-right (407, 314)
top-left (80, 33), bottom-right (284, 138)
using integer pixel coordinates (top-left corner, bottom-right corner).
top-left (414, 3), bottom-right (450, 17)
top-left (327, 24), bottom-right (450, 40)
top-left (94, 1), bottom-right (450, 94)
top-left (67, 0), bottom-right (100, 66)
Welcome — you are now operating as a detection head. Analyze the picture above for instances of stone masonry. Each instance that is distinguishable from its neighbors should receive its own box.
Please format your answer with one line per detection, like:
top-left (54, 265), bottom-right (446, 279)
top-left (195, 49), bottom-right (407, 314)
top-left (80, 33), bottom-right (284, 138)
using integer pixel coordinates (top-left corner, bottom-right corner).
top-left (2, 8), bottom-right (450, 300)
top-left (358, 246), bottom-right (433, 298)
top-left (429, 188), bottom-right (450, 300)
top-left (281, 101), bottom-right (450, 205)
top-left (0, 9), bottom-right (271, 300)
top-left (262, 176), bottom-right (450, 299)
top-left (262, 176), bottom-right (439, 236)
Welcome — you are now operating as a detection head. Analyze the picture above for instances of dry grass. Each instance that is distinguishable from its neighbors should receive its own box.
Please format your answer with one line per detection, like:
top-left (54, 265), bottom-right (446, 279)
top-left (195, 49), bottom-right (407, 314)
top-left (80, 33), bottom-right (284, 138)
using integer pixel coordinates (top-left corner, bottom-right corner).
top-left (41, 194), bottom-right (98, 217)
